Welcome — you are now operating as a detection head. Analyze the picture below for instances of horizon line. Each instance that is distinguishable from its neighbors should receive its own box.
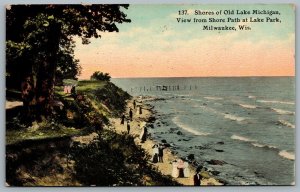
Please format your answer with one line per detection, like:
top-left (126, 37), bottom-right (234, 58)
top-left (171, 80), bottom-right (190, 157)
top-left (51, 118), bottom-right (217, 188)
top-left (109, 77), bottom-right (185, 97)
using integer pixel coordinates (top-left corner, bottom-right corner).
top-left (78, 75), bottom-right (295, 80)
top-left (110, 75), bottom-right (295, 79)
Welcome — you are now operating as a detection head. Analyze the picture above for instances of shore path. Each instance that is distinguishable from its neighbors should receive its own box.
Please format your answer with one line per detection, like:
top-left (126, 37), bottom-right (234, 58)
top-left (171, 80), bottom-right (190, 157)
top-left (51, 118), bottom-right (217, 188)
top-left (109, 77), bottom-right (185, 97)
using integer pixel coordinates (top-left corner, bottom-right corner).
top-left (110, 98), bottom-right (222, 186)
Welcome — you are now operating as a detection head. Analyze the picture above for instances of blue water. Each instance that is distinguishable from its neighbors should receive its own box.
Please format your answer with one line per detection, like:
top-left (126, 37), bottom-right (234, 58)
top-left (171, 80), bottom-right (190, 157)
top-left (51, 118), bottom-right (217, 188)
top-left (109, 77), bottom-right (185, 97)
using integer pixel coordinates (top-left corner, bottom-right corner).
top-left (112, 77), bottom-right (295, 185)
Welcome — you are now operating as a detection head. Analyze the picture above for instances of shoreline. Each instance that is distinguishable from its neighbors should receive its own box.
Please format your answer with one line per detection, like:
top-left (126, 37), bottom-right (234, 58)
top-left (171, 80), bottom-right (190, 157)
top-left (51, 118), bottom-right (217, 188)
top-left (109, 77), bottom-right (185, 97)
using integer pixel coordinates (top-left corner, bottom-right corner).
top-left (110, 96), bottom-right (223, 186)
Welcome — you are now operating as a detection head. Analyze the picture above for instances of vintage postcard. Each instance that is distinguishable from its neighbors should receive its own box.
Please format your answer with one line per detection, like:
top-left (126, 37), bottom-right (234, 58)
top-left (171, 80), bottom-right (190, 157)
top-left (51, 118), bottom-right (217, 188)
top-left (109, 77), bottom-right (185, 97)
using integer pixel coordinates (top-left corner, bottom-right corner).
top-left (6, 4), bottom-right (295, 186)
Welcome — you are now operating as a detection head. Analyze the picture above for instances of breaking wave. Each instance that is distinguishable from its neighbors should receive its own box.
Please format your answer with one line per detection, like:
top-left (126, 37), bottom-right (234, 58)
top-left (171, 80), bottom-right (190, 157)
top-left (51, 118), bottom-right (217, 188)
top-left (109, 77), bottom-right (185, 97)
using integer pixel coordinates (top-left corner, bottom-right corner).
top-left (239, 104), bottom-right (257, 109)
top-left (231, 135), bottom-right (256, 142)
top-left (189, 98), bottom-right (203, 102)
top-left (172, 116), bottom-right (210, 136)
top-left (256, 100), bottom-right (295, 105)
top-left (224, 114), bottom-right (246, 122)
top-left (251, 143), bottom-right (277, 149)
top-left (232, 136), bottom-right (294, 161)
top-left (271, 108), bottom-right (295, 115)
top-left (204, 96), bottom-right (223, 100)
top-left (278, 150), bottom-right (295, 161)
top-left (277, 120), bottom-right (295, 129)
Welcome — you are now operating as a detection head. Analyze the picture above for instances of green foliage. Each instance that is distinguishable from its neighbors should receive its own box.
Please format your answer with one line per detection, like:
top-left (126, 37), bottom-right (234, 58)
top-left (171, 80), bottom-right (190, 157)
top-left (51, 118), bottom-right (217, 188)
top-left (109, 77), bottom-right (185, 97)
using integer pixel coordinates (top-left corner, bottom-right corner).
top-left (6, 4), bottom-right (131, 119)
top-left (6, 78), bottom-right (180, 186)
top-left (76, 80), bottom-right (130, 116)
top-left (6, 123), bottom-right (80, 145)
top-left (76, 81), bottom-right (106, 93)
top-left (6, 5), bottom-right (131, 83)
top-left (6, 137), bottom-right (74, 186)
top-left (90, 71), bottom-right (111, 81)
top-left (62, 79), bottom-right (78, 86)
top-left (5, 73), bottom-right (183, 186)
top-left (92, 82), bottom-right (131, 116)
top-left (70, 130), bottom-right (179, 186)
top-left (6, 129), bottom-right (180, 186)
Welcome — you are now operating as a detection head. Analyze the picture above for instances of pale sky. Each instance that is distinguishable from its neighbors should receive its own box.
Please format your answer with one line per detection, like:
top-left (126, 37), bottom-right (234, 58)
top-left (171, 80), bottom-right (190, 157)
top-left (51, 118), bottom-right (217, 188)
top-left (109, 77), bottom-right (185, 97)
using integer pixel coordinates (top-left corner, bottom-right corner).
top-left (74, 4), bottom-right (295, 79)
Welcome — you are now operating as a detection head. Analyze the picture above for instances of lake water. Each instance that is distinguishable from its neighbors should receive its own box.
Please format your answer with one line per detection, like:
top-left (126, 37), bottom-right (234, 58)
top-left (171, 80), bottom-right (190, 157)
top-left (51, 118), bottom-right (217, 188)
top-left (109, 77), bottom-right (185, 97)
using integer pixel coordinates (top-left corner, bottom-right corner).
top-left (112, 77), bottom-right (295, 185)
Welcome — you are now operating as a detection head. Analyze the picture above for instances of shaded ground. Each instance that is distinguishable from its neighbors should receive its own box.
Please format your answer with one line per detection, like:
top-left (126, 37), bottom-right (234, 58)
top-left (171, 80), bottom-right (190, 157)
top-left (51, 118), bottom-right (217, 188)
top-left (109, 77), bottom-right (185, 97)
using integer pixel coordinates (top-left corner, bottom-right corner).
top-left (5, 80), bottom-right (179, 186)
top-left (6, 129), bottom-right (179, 186)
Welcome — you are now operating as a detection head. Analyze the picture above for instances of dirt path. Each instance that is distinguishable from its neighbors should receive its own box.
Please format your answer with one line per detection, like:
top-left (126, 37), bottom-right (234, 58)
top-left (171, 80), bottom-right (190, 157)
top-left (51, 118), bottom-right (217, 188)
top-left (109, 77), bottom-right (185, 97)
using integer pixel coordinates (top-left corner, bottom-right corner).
top-left (110, 98), bottom-right (222, 186)
top-left (6, 100), bottom-right (23, 109)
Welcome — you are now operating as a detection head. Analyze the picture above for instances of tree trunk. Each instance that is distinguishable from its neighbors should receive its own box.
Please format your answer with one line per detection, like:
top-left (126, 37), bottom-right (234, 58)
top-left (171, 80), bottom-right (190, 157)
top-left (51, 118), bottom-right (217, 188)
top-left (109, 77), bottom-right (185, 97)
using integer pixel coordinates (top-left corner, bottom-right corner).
top-left (35, 22), bottom-right (61, 120)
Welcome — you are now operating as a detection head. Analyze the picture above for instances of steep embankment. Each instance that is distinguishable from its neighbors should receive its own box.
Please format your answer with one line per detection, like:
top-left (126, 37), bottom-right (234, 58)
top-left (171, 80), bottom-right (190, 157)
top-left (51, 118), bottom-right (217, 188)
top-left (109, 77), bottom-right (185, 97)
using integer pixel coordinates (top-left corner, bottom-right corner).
top-left (6, 81), bottom-right (179, 186)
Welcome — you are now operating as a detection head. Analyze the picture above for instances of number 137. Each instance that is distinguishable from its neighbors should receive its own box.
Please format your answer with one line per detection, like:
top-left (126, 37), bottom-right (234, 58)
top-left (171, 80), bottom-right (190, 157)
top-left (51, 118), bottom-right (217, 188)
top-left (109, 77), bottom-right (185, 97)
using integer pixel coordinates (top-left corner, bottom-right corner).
top-left (178, 10), bottom-right (188, 15)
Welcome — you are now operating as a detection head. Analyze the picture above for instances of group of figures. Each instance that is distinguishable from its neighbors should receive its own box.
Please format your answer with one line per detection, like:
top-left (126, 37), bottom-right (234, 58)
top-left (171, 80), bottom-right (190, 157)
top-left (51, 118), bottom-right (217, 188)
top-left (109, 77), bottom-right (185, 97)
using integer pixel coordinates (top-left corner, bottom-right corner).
top-left (120, 98), bottom-right (205, 186)
top-left (120, 109), bottom-right (132, 134)
top-left (172, 158), bottom-right (190, 178)
top-left (173, 159), bottom-right (205, 186)
top-left (120, 100), bottom-right (145, 136)
top-left (63, 85), bottom-right (76, 95)
top-left (151, 144), bottom-right (165, 163)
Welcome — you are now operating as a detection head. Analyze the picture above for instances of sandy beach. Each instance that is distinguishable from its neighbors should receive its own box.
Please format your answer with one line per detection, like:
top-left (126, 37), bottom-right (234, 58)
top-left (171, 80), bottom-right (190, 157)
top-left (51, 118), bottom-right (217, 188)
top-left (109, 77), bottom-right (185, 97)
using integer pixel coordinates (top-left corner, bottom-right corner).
top-left (110, 97), bottom-right (223, 186)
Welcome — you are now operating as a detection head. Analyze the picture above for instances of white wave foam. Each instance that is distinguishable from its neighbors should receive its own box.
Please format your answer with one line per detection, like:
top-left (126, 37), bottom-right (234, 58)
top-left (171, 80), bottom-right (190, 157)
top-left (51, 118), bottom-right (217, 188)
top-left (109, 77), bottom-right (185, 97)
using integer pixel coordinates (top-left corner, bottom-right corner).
top-left (278, 120), bottom-right (295, 129)
top-left (224, 114), bottom-right (246, 122)
top-left (177, 94), bottom-right (190, 97)
top-left (189, 98), bottom-right (202, 102)
top-left (271, 108), bottom-right (295, 115)
top-left (204, 97), bottom-right (223, 100)
top-left (248, 95), bottom-right (256, 99)
top-left (231, 135), bottom-right (256, 142)
top-left (172, 116), bottom-right (210, 136)
top-left (239, 104), bottom-right (257, 109)
top-left (214, 102), bottom-right (222, 106)
top-left (278, 150), bottom-right (295, 160)
top-left (251, 143), bottom-right (277, 149)
top-left (251, 143), bottom-right (264, 148)
top-left (257, 100), bottom-right (295, 105)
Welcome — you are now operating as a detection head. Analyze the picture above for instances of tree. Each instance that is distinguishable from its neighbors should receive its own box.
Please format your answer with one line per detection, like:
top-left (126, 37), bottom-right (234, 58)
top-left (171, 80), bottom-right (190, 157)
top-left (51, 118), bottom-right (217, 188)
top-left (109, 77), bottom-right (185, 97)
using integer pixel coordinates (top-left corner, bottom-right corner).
top-left (90, 71), bottom-right (111, 81)
top-left (6, 4), bottom-right (130, 120)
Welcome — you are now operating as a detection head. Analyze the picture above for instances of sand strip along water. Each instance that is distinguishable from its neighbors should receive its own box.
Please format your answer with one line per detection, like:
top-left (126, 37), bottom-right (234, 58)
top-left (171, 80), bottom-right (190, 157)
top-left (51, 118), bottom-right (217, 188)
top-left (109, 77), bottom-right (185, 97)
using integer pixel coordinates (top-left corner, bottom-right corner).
top-left (110, 97), bottom-right (223, 186)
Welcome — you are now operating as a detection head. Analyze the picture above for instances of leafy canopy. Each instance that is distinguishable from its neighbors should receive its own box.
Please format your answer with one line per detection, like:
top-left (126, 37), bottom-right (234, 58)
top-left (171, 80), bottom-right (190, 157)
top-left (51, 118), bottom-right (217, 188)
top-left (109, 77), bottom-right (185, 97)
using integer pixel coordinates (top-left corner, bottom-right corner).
top-left (90, 71), bottom-right (111, 81)
top-left (6, 4), bottom-right (130, 87)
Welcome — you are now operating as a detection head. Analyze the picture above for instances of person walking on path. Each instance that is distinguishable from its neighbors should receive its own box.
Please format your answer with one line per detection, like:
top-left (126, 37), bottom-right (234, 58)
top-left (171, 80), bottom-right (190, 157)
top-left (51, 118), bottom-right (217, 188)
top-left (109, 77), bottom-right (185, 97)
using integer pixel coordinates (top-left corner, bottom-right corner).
top-left (172, 160), bottom-right (179, 178)
top-left (193, 166), bottom-right (203, 186)
top-left (127, 120), bottom-right (131, 134)
top-left (133, 100), bottom-right (136, 109)
top-left (152, 144), bottom-right (159, 163)
top-left (129, 108), bottom-right (133, 121)
top-left (120, 113), bottom-right (125, 125)
top-left (139, 126), bottom-right (147, 143)
top-left (183, 161), bottom-right (190, 177)
top-left (177, 158), bottom-right (185, 178)
top-left (158, 144), bottom-right (164, 163)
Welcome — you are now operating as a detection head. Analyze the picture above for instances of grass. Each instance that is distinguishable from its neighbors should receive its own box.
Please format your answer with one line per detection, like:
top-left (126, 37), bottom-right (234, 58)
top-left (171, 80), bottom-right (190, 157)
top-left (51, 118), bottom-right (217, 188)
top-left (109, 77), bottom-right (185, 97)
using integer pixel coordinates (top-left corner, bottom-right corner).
top-left (6, 80), bottom-right (113, 146)
top-left (77, 80), bottom-right (107, 92)
top-left (6, 79), bottom-right (179, 186)
top-left (6, 122), bottom-right (82, 145)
